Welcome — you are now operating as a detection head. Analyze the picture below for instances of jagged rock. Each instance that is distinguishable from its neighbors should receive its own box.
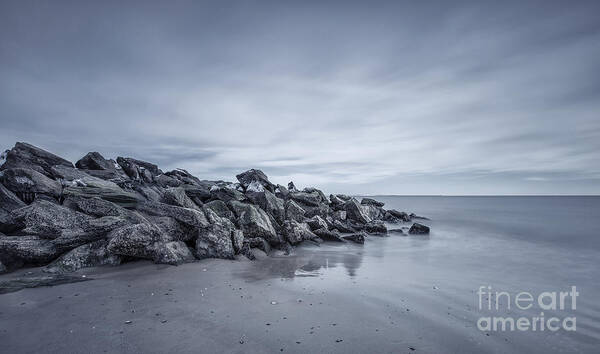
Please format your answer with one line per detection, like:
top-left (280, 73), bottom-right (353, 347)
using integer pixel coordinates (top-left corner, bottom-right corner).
top-left (63, 195), bottom-right (146, 223)
top-left (0, 182), bottom-right (25, 217)
top-left (203, 200), bottom-right (234, 220)
top-left (344, 199), bottom-right (372, 224)
top-left (306, 216), bottom-right (328, 231)
top-left (164, 169), bottom-right (202, 186)
top-left (137, 201), bottom-right (210, 230)
top-left (274, 184), bottom-right (289, 199)
top-left (210, 185), bottom-right (247, 203)
top-left (362, 204), bottom-right (386, 221)
top-left (61, 174), bottom-right (141, 208)
top-left (244, 237), bottom-right (271, 253)
top-left (150, 216), bottom-right (194, 242)
top-left (365, 220), bottom-right (387, 234)
top-left (0, 200), bottom-right (92, 238)
top-left (387, 209), bottom-right (411, 222)
top-left (107, 224), bottom-right (167, 260)
top-left (246, 189), bottom-right (285, 224)
top-left (342, 232), bottom-right (366, 244)
top-left (336, 194), bottom-right (351, 201)
top-left (155, 174), bottom-right (182, 188)
top-left (76, 152), bottom-right (114, 171)
top-left (332, 220), bottom-right (357, 233)
top-left (195, 221), bottom-right (236, 259)
top-left (285, 199), bottom-right (306, 222)
top-left (182, 184), bottom-right (212, 205)
top-left (388, 228), bottom-right (406, 235)
top-left (409, 223), bottom-right (430, 235)
top-left (134, 184), bottom-right (164, 202)
top-left (303, 187), bottom-right (329, 204)
top-left (329, 194), bottom-right (345, 206)
top-left (161, 187), bottom-right (201, 210)
top-left (287, 181), bottom-right (298, 192)
top-left (154, 241), bottom-right (195, 265)
top-left (116, 157), bottom-right (162, 183)
top-left (232, 229), bottom-right (244, 254)
top-left (0, 142), bottom-right (73, 179)
top-left (332, 210), bottom-right (347, 221)
top-left (229, 201), bottom-right (280, 245)
top-left (236, 169), bottom-right (275, 192)
top-left (44, 240), bottom-right (122, 273)
top-left (313, 227), bottom-right (345, 242)
top-left (283, 220), bottom-right (317, 245)
top-left (0, 235), bottom-right (59, 264)
top-left (361, 198), bottom-right (385, 207)
top-left (0, 168), bottom-right (62, 202)
top-left (410, 213), bottom-right (430, 220)
top-left (290, 191), bottom-right (321, 207)
top-left (304, 203), bottom-right (331, 219)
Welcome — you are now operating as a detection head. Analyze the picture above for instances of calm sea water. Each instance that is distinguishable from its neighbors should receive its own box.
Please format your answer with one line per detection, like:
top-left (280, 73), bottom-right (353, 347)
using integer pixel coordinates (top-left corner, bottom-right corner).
top-left (239, 196), bottom-right (600, 353)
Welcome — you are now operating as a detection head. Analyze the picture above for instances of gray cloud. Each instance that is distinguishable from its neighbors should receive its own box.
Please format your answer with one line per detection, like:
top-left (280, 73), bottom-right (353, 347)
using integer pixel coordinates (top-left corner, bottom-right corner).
top-left (1, 0), bottom-right (599, 195)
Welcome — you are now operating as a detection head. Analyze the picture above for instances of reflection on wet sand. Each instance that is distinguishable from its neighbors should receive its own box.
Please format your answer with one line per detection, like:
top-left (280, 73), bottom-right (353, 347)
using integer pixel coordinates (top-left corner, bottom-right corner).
top-left (236, 243), bottom-right (365, 280)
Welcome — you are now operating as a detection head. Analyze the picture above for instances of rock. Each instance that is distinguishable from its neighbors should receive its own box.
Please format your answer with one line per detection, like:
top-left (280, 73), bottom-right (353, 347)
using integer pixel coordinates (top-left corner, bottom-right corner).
top-left (195, 222), bottom-right (236, 260)
top-left (236, 169), bottom-right (275, 192)
top-left (290, 191), bottom-right (321, 207)
top-left (61, 173), bottom-right (141, 208)
top-left (388, 229), bottom-right (406, 235)
top-left (410, 213), bottom-right (430, 220)
top-left (228, 201), bottom-right (280, 245)
top-left (274, 184), bottom-right (289, 199)
top-left (336, 194), bottom-right (351, 201)
top-left (44, 240), bottom-right (122, 273)
top-left (332, 220), bottom-right (357, 234)
top-left (155, 174), bottom-right (182, 188)
top-left (365, 221), bottom-right (387, 234)
top-left (210, 185), bottom-right (247, 203)
top-left (107, 224), bottom-right (167, 260)
top-left (304, 203), bottom-right (331, 219)
top-left (247, 189), bottom-right (286, 224)
top-left (0, 168), bottom-right (62, 202)
top-left (387, 209), bottom-right (411, 222)
top-left (285, 200), bottom-right (306, 222)
top-left (329, 194), bottom-right (345, 207)
top-left (203, 200), bottom-right (234, 220)
top-left (154, 241), bottom-right (195, 265)
top-left (244, 237), bottom-right (271, 254)
top-left (150, 216), bottom-right (194, 242)
top-left (0, 142), bottom-right (74, 179)
top-left (116, 157), bottom-right (162, 183)
top-left (303, 187), bottom-right (329, 204)
top-left (361, 198), bottom-right (385, 207)
top-left (313, 228), bottom-right (345, 242)
top-left (0, 182), bottom-right (26, 217)
top-left (332, 210), bottom-right (347, 221)
top-left (182, 184), bottom-right (212, 204)
top-left (0, 260), bottom-right (6, 274)
top-left (0, 235), bottom-right (59, 264)
top-left (161, 187), bottom-right (201, 210)
top-left (287, 181), bottom-right (298, 192)
top-left (164, 169), bottom-right (202, 186)
top-left (341, 232), bottom-right (366, 244)
top-left (75, 152), bottom-right (115, 171)
top-left (137, 201), bottom-right (210, 230)
top-left (62, 195), bottom-right (146, 223)
top-left (409, 223), bottom-right (430, 235)
top-left (1, 200), bottom-right (92, 238)
top-left (362, 204), bottom-right (386, 221)
top-left (344, 199), bottom-right (372, 224)
top-left (283, 220), bottom-right (317, 245)
top-left (232, 229), bottom-right (244, 254)
top-left (306, 216), bottom-right (328, 231)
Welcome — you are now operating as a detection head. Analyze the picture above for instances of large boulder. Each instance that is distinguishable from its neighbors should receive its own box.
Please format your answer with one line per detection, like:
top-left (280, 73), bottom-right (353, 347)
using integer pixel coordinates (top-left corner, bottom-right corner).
top-left (306, 215), bottom-right (328, 231)
top-left (344, 199), bottom-right (372, 224)
top-left (137, 201), bottom-right (210, 230)
top-left (195, 222), bottom-right (236, 260)
top-left (203, 200), bottom-right (234, 220)
top-left (362, 204), bottom-right (386, 221)
top-left (164, 169), bottom-right (202, 186)
top-left (161, 187), bottom-right (201, 210)
top-left (62, 195), bottom-right (146, 224)
top-left (209, 185), bottom-right (247, 203)
top-left (0, 235), bottom-right (59, 265)
top-left (106, 224), bottom-right (166, 259)
top-left (361, 198), bottom-right (385, 207)
top-left (365, 220), bottom-right (387, 234)
top-left (0, 182), bottom-right (25, 217)
top-left (116, 157), bottom-right (162, 183)
top-left (387, 209), bottom-right (411, 222)
top-left (0, 142), bottom-right (73, 179)
top-left (61, 174), bottom-right (140, 208)
top-left (282, 220), bottom-right (317, 245)
top-left (44, 240), bottom-right (122, 273)
top-left (150, 216), bottom-right (195, 242)
top-left (274, 184), bottom-right (289, 199)
top-left (154, 241), bottom-right (196, 265)
top-left (409, 223), bottom-right (430, 235)
top-left (287, 181), bottom-right (298, 192)
top-left (0, 168), bottom-right (62, 202)
top-left (289, 191), bottom-right (321, 207)
top-left (0, 200), bottom-right (91, 238)
top-left (313, 227), bottom-right (345, 242)
top-left (246, 189), bottom-right (285, 224)
top-left (236, 169), bottom-right (275, 193)
top-left (182, 184), bottom-right (212, 205)
top-left (75, 152), bottom-right (114, 171)
top-left (342, 232), bottom-right (366, 244)
top-left (228, 201), bottom-right (280, 245)
top-left (332, 220), bottom-right (358, 233)
top-left (285, 199), bottom-right (306, 222)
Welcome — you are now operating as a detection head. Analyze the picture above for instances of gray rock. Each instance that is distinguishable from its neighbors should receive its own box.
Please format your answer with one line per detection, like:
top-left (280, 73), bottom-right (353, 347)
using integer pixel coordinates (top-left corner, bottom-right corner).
top-left (409, 223), bottom-right (430, 235)
top-left (203, 200), bottom-right (234, 220)
top-left (341, 232), bottom-right (366, 244)
top-left (362, 204), bottom-right (386, 221)
top-left (154, 241), bottom-right (195, 265)
top-left (306, 215), bottom-right (328, 231)
top-left (232, 229), bottom-right (244, 254)
top-left (287, 181), bottom-right (298, 192)
top-left (246, 189), bottom-right (285, 224)
top-left (63, 196), bottom-right (146, 223)
top-left (361, 198), bottom-right (385, 207)
top-left (229, 201), bottom-right (280, 245)
top-left (150, 216), bottom-right (195, 242)
top-left (290, 191), bottom-right (321, 207)
top-left (0, 142), bottom-right (74, 179)
top-left (244, 237), bottom-right (271, 253)
top-left (195, 222), bottom-right (235, 259)
top-left (161, 187), bottom-right (201, 210)
top-left (283, 220), bottom-right (317, 245)
top-left (62, 175), bottom-right (141, 208)
top-left (137, 201), bottom-right (210, 230)
top-left (75, 152), bottom-right (115, 171)
top-left (388, 228), bottom-right (406, 235)
top-left (313, 227), bottom-right (345, 242)
top-left (44, 240), bottom-right (122, 273)
top-left (285, 199), bottom-right (306, 222)
top-left (365, 220), bottom-right (387, 234)
top-left (164, 169), bottom-right (202, 186)
top-left (0, 260), bottom-right (6, 274)
top-left (116, 157), bottom-right (162, 183)
top-left (274, 184), bottom-right (289, 199)
top-left (0, 168), bottom-right (62, 202)
top-left (155, 174), bottom-right (182, 188)
top-left (329, 194), bottom-right (345, 206)
top-left (107, 224), bottom-right (166, 259)
top-left (387, 209), bottom-right (411, 222)
top-left (332, 210), bottom-right (347, 221)
top-left (236, 169), bottom-right (275, 192)
top-left (410, 213), bottom-right (430, 220)
top-left (303, 187), bottom-right (329, 204)
top-left (0, 235), bottom-right (59, 264)
top-left (304, 203), bottom-right (331, 219)
top-left (332, 220), bottom-right (357, 234)
top-left (336, 194), bottom-right (352, 201)
top-left (182, 184), bottom-right (212, 204)
top-left (0, 182), bottom-right (25, 216)
top-left (344, 199), bottom-right (372, 224)
top-left (210, 185), bottom-right (247, 203)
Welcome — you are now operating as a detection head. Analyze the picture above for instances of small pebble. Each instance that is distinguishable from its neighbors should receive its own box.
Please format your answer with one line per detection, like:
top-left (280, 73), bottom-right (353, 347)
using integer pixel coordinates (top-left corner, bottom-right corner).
top-left (124, 321), bottom-right (132, 324)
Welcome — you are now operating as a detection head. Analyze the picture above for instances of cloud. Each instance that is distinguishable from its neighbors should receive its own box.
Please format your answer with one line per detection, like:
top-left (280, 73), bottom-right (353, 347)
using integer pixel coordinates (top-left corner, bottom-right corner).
top-left (1, 0), bottom-right (599, 195)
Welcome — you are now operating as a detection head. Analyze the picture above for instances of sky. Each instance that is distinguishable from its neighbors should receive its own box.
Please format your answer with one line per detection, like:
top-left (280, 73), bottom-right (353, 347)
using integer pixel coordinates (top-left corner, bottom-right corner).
top-left (1, 0), bottom-right (599, 195)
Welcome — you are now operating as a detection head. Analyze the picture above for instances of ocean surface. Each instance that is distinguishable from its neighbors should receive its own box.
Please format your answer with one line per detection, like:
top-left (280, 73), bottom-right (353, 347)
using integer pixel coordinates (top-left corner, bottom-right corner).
top-left (237, 196), bottom-right (600, 353)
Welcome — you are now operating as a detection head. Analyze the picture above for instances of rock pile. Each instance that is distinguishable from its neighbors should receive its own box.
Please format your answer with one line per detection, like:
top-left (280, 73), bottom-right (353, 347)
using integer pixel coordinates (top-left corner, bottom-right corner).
top-left (0, 142), bottom-right (430, 274)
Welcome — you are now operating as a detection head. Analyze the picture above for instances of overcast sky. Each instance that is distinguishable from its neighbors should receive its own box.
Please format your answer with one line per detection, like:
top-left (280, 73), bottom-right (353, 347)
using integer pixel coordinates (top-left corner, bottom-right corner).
top-left (1, 0), bottom-right (599, 195)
